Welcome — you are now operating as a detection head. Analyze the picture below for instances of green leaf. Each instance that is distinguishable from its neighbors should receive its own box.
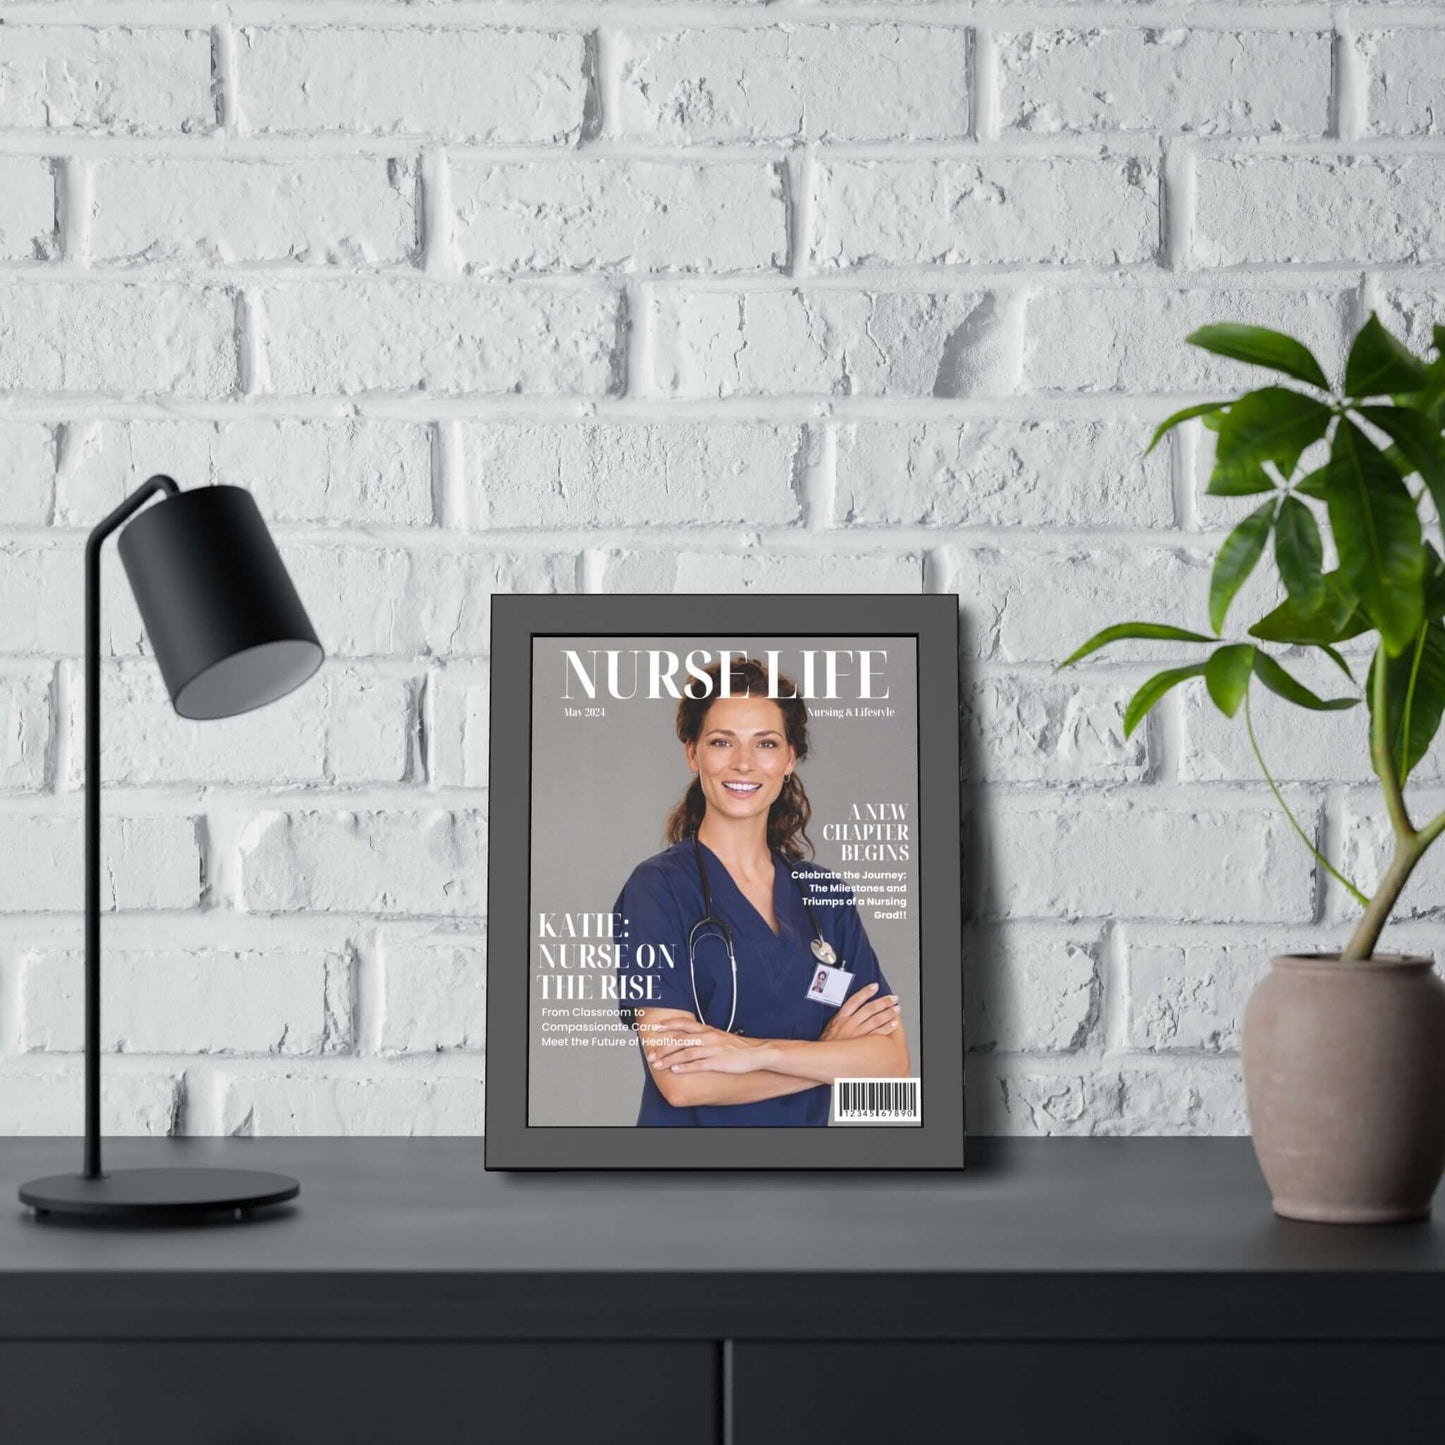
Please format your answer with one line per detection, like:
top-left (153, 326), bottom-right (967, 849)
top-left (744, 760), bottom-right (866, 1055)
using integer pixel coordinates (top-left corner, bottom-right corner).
top-left (1205, 644), bottom-right (1257, 717)
top-left (1208, 466), bottom-right (1276, 497)
top-left (1345, 313), bottom-right (1428, 399)
top-left (1367, 624), bottom-right (1445, 780)
top-left (1294, 464), bottom-right (1334, 500)
top-left (1123, 663), bottom-right (1209, 737)
top-left (1253, 652), bottom-right (1359, 712)
top-left (1249, 571), bottom-right (1368, 646)
top-left (1357, 404), bottom-right (1445, 521)
top-left (1209, 500), bottom-right (1276, 635)
top-left (1320, 644), bottom-right (1356, 682)
top-left (1211, 386), bottom-right (1334, 490)
top-left (1322, 420), bottom-right (1424, 655)
top-left (1187, 324), bottom-right (1331, 392)
top-left (1146, 401), bottom-right (1228, 456)
top-left (1424, 544), bottom-right (1445, 619)
top-left (1059, 621), bottom-right (1215, 669)
top-left (1273, 495), bottom-right (1325, 613)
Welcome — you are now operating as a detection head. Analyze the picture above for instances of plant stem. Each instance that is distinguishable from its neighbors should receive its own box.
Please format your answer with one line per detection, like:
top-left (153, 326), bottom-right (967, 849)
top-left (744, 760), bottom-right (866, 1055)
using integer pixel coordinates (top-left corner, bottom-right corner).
top-left (1341, 644), bottom-right (1424, 961)
top-left (1245, 689), bottom-right (1368, 907)
top-left (1341, 838), bottom-right (1425, 962)
top-left (1371, 640), bottom-right (1415, 844)
top-left (1400, 624), bottom-right (1428, 778)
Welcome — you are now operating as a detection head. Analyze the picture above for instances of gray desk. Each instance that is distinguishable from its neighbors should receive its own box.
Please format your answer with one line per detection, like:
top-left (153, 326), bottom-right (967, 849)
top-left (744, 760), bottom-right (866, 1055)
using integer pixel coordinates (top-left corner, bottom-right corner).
top-left (1, 1136), bottom-right (1442, 1442)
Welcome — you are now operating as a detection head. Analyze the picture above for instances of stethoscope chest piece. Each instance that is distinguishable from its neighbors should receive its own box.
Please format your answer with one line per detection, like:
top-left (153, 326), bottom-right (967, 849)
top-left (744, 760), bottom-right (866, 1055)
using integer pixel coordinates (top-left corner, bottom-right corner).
top-left (810, 937), bottom-right (838, 966)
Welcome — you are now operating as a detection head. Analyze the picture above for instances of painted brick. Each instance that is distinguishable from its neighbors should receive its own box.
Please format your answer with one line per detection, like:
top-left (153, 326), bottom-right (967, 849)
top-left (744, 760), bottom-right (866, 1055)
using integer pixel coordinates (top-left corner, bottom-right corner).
top-left (0, 669), bottom-right (50, 791)
top-left (0, 283), bottom-right (237, 396)
top-left (991, 1062), bottom-right (1247, 1135)
top-left (67, 659), bottom-right (327, 785)
top-left (17, 947), bottom-right (349, 1054)
top-left (601, 549), bottom-right (923, 593)
top-left (0, 1066), bottom-right (178, 1134)
top-left (1377, 290), bottom-right (1445, 365)
top-left (280, 545), bottom-right (573, 659)
top-left (812, 157), bottom-right (1158, 268)
top-left (614, 25), bottom-right (969, 143)
top-left (55, 419), bottom-right (434, 529)
top-left (0, 422), bottom-right (56, 525)
top-left (0, 157), bottom-right (56, 260)
top-left (462, 423), bottom-right (802, 528)
top-left (89, 157), bottom-right (418, 266)
top-left (0, 26), bottom-right (213, 132)
top-left (452, 159), bottom-right (786, 274)
top-left (966, 672), bottom-right (1150, 785)
top-left (429, 663), bottom-right (490, 789)
top-left (379, 935), bottom-right (486, 1052)
top-left (1196, 156), bottom-right (1445, 266)
top-left (327, 670), bottom-right (420, 786)
top-left (997, 28), bottom-right (1331, 136)
top-left (1178, 671), bottom-right (1373, 785)
top-left (1023, 287), bottom-right (1348, 394)
top-left (0, 813), bottom-right (201, 912)
top-left (258, 281), bottom-right (623, 396)
top-left (945, 544), bottom-right (1209, 663)
top-left (835, 419), bottom-right (1171, 528)
top-left (653, 289), bottom-right (1009, 398)
top-left (1125, 937), bottom-right (1306, 1052)
top-left (1362, 30), bottom-right (1445, 136)
top-left (0, 545), bottom-right (147, 657)
top-left (220, 1071), bottom-right (485, 1134)
top-left (61, 662), bottom-right (414, 787)
top-left (1343, 793), bottom-right (1445, 919)
top-left (967, 921), bottom-right (1101, 1052)
top-left (236, 27), bottom-right (588, 141)
top-left (981, 793), bottom-right (1317, 923)
top-left (240, 810), bottom-right (487, 916)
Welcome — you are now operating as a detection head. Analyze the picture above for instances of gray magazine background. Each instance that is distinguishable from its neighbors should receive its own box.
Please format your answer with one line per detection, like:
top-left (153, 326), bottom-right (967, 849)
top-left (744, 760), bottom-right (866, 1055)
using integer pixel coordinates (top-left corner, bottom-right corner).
top-left (528, 635), bottom-right (921, 1127)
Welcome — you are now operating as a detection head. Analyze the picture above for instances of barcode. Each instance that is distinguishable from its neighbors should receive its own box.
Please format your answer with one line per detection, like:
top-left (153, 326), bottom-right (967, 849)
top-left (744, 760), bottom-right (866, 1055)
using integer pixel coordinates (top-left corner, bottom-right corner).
top-left (833, 1077), bottom-right (921, 1124)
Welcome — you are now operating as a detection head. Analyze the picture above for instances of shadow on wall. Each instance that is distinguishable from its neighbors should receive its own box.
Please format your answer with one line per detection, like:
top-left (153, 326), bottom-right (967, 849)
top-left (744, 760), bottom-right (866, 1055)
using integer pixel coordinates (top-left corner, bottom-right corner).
top-left (953, 614), bottom-right (1006, 1139)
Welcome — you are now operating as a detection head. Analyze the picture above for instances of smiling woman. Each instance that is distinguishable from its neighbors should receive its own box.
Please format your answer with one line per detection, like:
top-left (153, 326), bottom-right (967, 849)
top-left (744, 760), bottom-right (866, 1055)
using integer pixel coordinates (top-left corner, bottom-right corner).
top-left (613, 658), bottom-right (910, 1128)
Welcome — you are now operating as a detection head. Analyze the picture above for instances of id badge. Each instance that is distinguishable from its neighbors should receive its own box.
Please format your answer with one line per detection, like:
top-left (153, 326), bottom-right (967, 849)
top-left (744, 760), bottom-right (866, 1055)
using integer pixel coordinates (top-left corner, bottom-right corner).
top-left (804, 962), bottom-right (851, 1007)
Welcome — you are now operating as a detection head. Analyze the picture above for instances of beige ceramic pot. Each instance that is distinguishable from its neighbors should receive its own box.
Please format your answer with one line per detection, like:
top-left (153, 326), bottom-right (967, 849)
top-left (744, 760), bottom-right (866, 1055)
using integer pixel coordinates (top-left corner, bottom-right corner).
top-left (1243, 954), bottom-right (1445, 1223)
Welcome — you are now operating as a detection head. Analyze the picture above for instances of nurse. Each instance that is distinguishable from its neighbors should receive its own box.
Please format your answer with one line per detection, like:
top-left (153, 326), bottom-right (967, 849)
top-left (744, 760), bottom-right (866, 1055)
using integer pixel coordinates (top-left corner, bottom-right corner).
top-left (614, 657), bottom-right (910, 1127)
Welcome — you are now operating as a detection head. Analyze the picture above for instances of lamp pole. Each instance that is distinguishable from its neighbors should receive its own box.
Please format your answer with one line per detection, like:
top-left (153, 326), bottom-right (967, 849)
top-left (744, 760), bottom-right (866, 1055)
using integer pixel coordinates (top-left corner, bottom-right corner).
top-left (23, 475), bottom-right (317, 1218)
top-left (82, 475), bottom-right (178, 1178)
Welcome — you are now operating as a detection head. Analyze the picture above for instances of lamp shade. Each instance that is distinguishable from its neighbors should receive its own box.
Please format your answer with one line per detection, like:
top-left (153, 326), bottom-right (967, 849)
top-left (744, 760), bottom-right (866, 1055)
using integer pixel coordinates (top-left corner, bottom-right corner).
top-left (117, 485), bottom-right (323, 720)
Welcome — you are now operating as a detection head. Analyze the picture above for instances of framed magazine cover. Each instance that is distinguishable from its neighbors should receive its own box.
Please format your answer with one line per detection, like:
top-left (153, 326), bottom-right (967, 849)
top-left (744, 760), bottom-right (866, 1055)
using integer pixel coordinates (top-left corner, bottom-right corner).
top-left (484, 594), bottom-right (964, 1169)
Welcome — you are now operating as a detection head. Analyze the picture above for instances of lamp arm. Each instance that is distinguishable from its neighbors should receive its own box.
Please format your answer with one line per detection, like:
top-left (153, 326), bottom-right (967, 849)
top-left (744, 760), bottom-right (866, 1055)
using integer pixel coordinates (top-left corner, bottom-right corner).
top-left (82, 474), bottom-right (178, 1178)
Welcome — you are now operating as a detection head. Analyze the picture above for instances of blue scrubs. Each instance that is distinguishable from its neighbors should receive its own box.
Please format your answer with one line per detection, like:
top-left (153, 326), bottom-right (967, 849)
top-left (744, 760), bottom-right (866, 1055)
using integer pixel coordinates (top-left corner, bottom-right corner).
top-left (614, 839), bottom-right (892, 1127)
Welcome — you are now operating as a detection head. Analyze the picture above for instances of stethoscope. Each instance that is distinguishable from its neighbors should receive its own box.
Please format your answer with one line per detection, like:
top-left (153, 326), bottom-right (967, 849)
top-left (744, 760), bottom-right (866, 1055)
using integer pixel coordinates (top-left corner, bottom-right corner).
top-left (687, 833), bottom-right (839, 1034)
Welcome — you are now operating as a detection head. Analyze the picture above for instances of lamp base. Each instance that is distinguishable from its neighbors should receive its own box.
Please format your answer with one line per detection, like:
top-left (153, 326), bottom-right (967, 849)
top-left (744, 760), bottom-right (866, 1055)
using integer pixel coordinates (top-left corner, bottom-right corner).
top-left (19, 1168), bottom-right (299, 1221)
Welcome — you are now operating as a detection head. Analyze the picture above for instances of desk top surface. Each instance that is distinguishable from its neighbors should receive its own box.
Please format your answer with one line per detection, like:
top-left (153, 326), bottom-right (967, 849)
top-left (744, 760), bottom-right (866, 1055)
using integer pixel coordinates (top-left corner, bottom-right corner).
top-left (1, 1137), bottom-right (1441, 1339)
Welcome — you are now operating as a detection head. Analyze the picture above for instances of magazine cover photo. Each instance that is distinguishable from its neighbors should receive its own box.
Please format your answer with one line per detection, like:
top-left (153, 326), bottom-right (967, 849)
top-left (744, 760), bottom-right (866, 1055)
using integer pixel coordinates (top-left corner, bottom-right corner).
top-left (528, 635), bottom-right (922, 1130)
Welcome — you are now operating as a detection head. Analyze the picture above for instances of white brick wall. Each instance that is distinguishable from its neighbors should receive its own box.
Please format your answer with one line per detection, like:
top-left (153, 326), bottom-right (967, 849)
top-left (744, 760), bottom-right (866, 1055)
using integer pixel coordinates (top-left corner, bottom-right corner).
top-left (0, 3), bottom-right (1437, 1139)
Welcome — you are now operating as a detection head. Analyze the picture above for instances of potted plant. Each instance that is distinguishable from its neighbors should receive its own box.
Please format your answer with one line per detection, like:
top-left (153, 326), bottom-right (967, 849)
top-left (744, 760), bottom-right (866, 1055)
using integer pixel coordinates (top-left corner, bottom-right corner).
top-left (1064, 314), bottom-right (1445, 1222)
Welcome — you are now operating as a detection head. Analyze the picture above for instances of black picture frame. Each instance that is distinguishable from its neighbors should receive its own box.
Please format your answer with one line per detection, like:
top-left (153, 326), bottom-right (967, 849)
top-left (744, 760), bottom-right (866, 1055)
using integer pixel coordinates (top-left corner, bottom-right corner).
top-left (484, 594), bottom-right (965, 1169)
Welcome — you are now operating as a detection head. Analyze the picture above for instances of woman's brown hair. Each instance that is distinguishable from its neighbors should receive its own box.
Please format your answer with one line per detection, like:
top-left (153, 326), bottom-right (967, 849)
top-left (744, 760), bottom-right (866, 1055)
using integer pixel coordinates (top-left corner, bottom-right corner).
top-left (665, 658), bottom-right (813, 859)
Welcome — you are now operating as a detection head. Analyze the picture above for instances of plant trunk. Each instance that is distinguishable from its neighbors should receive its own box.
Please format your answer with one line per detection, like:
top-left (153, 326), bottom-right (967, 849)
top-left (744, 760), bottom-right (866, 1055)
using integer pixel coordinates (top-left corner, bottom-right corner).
top-left (1341, 841), bottom-right (1426, 962)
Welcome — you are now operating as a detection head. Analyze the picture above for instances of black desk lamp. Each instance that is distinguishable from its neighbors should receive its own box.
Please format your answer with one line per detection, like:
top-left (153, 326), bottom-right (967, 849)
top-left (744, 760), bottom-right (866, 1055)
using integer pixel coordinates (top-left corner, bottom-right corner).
top-left (19, 477), bottom-right (324, 1221)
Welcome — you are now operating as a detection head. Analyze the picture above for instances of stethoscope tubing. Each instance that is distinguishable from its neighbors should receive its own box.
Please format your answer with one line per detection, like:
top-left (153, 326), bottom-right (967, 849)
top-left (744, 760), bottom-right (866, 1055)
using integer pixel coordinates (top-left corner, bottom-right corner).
top-left (685, 834), bottom-right (840, 1034)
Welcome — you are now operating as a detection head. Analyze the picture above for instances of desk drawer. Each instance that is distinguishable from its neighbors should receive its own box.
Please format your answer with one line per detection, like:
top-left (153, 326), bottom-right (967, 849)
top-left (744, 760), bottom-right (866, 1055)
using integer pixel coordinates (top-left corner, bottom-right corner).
top-left (0, 1341), bottom-right (715, 1445)
top-left (732, 1342), bottom-right (1445, 1444)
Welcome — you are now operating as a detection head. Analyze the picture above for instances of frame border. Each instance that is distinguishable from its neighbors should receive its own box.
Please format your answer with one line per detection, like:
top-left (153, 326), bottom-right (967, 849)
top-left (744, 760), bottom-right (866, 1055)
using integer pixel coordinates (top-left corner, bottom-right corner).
top-left (484, 594), bottom-right (964, 1169)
